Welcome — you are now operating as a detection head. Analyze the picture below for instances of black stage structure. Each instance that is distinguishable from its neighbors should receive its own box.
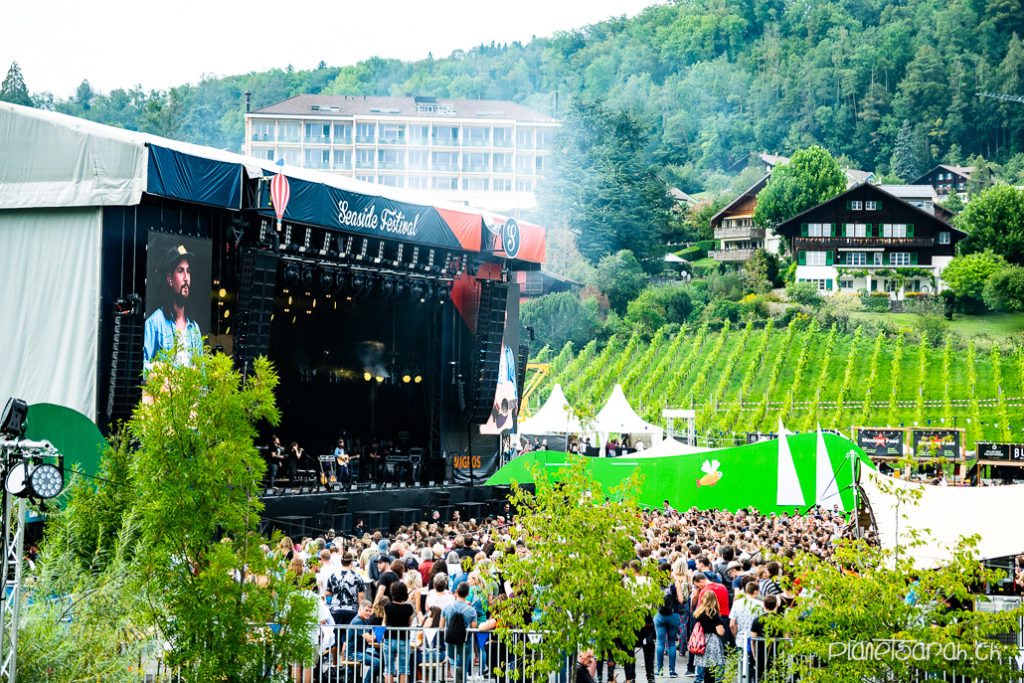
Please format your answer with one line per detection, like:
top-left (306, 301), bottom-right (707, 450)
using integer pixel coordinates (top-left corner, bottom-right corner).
top-left (74, 132), bottom-right (544, 532)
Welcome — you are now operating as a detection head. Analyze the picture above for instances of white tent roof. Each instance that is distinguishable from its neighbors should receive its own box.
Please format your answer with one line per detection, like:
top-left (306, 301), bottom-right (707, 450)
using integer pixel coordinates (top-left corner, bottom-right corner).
top-left (634, 435), bottom-right (712, 457)
top-left (592, 385), bottom-right (664, 440)
top-left (861, 467), bottom-right (1024, 567)
top-left (517, 384), bottom-right (583, 435)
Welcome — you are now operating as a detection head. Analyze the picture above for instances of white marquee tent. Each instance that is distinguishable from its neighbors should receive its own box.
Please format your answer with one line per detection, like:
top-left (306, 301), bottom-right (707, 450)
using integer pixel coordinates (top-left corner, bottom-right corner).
top-left (633, 435), bottom-right (712, 457)
top-left (860, 467), bottom-right (1024, 567)
top-left (517, 384), bottom-right (584, 435)
top-left (592, 384), bottom-right (664, 445)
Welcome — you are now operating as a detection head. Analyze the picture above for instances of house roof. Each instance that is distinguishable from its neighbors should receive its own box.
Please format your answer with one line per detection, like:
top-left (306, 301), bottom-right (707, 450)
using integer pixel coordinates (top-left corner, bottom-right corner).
top-left (844, 168), bottom-right (874, 183)
top-left (669, 187), bottom-right (696, 203)
top-left (913, 164), bottom-right (976, 183)
top-left (710, 173), bottom-right (770, 225)
top-left (879, 184), bottom-right (938, 200)
top-left (249, 94), bottom-right (557, 123)
top-left (775, 182), bottom-right (967, 236)
top-left (759, 153), bottom-right (790, 167)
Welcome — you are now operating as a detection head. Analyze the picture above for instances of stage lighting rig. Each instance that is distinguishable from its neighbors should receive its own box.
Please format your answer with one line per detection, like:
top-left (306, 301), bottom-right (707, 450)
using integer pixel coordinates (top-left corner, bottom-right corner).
top-left (300, 265), bottom-right (315, 290)
top-left (319, 269), bottom-right (335, 292)
top-left (282, 262), bottom-right (300, 287)
top-left (1, 398), bottom-right (28, 438)
top-left (381, 277), bottom-right (396, 299)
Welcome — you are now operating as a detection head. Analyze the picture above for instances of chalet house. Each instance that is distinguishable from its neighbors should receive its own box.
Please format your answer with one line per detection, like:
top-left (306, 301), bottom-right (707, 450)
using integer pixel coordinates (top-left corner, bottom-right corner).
top-left (912, 165), bottom-right (976, 202)
top-left (709, 174), bottom-right (782, 264)
top-left (776, 183), bottom-right (965, 298)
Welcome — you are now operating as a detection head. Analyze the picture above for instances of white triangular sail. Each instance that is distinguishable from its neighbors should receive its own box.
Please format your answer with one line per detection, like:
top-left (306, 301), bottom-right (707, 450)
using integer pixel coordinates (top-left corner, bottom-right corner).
top-left (776, 425), bottom-right (805, 507)
top-left (815, 425), bottom-right (843, 507)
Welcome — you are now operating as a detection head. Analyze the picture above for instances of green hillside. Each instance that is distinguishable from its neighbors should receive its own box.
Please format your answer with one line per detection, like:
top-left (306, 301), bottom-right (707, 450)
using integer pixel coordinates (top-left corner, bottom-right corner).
top-left (530, 321), bottom-right (1024, 447)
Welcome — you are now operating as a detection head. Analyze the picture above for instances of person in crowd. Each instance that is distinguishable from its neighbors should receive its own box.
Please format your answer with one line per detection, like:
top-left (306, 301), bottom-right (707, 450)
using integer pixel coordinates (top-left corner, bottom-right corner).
top-left (383, 581), bottom-right (416, 683)
top-left (729, 580), bottom-right (763, 668)
top-left (345, 599), bottom-right (382, 683)
top-left (426, 572), bottom-right (454, 612)
top-left (334, 438), bottom-right (350, 483)
top-left (267, 434), bottom-right (285, 486)
top-left (654, 562), bottom-right (688, 677)
top-left (440, 582), bottom-right (479, 683)
top-left (692, 591), bottom-right (727, 683)
top-left (748, 594), bottom-right (780, 682)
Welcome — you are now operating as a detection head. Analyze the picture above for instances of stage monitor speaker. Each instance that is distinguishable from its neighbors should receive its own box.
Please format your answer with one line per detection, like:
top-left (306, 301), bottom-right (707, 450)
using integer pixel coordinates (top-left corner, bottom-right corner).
top-left (325, 497), bottom-right (349, 514)
top-left (516, 342), bottom-right (529, 406)
top-left (459, 501), bottom-right (486, 521)
top-left (467, 280), bottom-right (509, 424)
top-left (106, 305), bottom-right (144, 423)
top-left (428, 491), bottom-right (451, 507)
top-left (235, 248), bottom-right (278, 375)
top-left (389, 508), bottom-right (420, 530)
top-left (356, 510), bottom-right (388, 532)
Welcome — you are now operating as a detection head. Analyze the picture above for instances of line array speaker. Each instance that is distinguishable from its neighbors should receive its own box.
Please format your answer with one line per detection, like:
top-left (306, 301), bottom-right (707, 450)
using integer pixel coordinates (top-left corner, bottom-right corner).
top-left (467, 280), bottom-right (509, 424)
top-left (107, 307), bottom-right (144, 422)
top-left (235, 248), bottom-right (278, 375)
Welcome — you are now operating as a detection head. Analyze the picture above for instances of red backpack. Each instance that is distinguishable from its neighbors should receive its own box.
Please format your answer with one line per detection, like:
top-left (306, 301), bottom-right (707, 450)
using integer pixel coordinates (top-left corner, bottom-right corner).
top-left (687, 621), bottom-right (706, 655)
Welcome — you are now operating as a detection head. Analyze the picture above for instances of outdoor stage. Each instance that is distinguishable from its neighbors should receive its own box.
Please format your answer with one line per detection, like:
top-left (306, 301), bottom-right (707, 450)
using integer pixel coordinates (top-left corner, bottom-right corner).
top-left (259, 483), bottom-right (513, 539)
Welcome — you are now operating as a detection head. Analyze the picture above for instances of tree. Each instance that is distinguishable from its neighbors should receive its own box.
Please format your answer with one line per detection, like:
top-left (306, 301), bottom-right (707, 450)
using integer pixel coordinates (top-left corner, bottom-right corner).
top-left (890, 120), bottom-right (922, 181)
top-left (753, 146), bottom-right (846, 231)
top-left (741, 248), bottom-right (778, 293)
top-left (941, 191), bottom-right (964, 214)
top-left (940, 251), bottom-right (1008, 311)
top-left (520, 291), bottom-right (603, 351)
top-left (593, 249), bottom-right (648, 314)
top-left (785, 280), bottom-right (824, 307)
top-left (538, 98), bottom-right (673, 265)
top-left (982, 264), bottom-right (1024, 312)
top-left (494, 454), bottom-right (661, 683)
top-left (955, 184), bottom-right (1024, 264)
top-left (0, 61), bottom-right (32, 106)
top-left (625, 284), bottom-right (692, 336)
top-left (128, 350), bottom-right (316, 681)
top-left (770, 536), bottom-right (1024, 683)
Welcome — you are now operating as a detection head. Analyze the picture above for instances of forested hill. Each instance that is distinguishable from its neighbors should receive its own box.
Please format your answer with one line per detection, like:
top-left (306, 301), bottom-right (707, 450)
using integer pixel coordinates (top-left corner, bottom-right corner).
top-left (27, 0), bottom-right (1024, 186)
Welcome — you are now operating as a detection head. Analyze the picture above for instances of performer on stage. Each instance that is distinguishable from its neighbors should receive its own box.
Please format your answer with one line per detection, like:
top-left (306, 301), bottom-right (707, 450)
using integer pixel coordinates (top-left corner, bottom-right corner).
top-left (287, 441), bottom-right (307, 484)
top-left (267, 435), bottom-right (285, 486)
top-left (334, 438), bottom-right (351, 484)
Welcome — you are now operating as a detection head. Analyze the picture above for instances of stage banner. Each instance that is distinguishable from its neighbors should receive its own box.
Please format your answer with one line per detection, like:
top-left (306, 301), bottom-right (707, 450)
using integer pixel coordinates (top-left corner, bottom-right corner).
top-left (451, 447), bottom-right (501, 484)
top-left (976, 442), bottom-right (1010, 462)
top-left (258, 175), bottom-right (469, 250)
top-left (912, 429), bottom-right (960, 459)
top-left (857, 428), bottom-right (904, 458)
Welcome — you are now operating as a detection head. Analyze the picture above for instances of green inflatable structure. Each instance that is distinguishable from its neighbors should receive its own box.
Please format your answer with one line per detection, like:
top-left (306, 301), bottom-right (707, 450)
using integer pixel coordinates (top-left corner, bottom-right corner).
top-left (24, 403), bottom-right (108, 485)
top-left (486, 432), bottom-right (873, 515)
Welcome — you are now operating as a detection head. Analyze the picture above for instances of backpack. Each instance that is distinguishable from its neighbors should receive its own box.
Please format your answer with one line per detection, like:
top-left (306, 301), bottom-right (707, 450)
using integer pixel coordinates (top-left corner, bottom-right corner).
top-left (687, 621), bottom-right (706, 655)
top-left (445, 608), bottom-right (468, 645)
top-left (658, 585), bottom-right (675, 616)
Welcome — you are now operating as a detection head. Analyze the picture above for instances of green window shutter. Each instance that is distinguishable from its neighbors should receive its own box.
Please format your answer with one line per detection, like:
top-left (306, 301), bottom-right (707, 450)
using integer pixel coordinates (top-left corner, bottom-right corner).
top-left (801, 222), bottom-right (808, 236)
top-left (911, 252), bottom-right (918, 265)
top-left (907, 223), bottom-right (914, 237)
top-left (831, 223), bottom-right (837, 236)
top-left (826, 250), bottom-right (834, 266)
top-left (883, 252), bottom-right (890, 265)
top-left (826, 279), bottom-right (833, 291)
top-left (798, 250), bottom-right (806, 265)
top-left (846, 200), bottom-right (852, 209)
top-left (842, 223), bottom-right (849, 237)
top-left (870, 279), bottom-right (877, 292)
top-left (865, 223), bottom-right (872, 236)
top-left (877, 200), bottom-right (883, 210)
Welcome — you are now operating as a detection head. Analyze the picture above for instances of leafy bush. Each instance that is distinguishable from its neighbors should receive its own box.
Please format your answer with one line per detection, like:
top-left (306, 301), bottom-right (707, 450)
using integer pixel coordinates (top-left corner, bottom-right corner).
top-left (982, 265), bottom-right (1024, 312)
top-left (861, 292), bottom-right (892, 312)
top-left (624, 284), bottom-right (693, 336)
top-left (739, 293), bottom-right (769, 319)
top-left (941, 250), bottom-right (1008, 312)
top-left (902, 294), bottom-right (943, 316)
top-left (696, 239), bottom-right (716, 253)
top-left (785, 281), bottom-right (823, 307)
top-left (709, 299), bottom-right (741, 322)
top-left (915, 315), bottom-right (947, 347)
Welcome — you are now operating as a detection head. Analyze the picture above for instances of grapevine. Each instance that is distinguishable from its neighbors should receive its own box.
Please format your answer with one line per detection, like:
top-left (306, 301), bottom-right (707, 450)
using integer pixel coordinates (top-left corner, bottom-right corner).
top-left (718, 320), bottom-right (773, 433)
top-left (777, 318), bottom-right (820, 424)
top-left (941, 336), bottom-right (952, 425)
top-left (913, 333), bottom-right (928, 425)
top-left (856, 334), bottom-right (885, 427)
top-left (567, 334), bottom-right (620, 403)
top-left (966, 341), bottom-right (982, 442)
top-left (636, 325), bottom-right (691, 410)
top-left (887, 329), bottom-right (906, 417)
top-left (833, 325), bottom-right (864, 426)
top-left (622, 325), bottom-right (669, 394)
top-left (801, 323), bottom-right (838, 431)
top-left (750, 323), bottom-right (798, 430)
top-left (680, 320), bottom-right (731, 409)
top-left (991, 345), bottom-right (1011, 441)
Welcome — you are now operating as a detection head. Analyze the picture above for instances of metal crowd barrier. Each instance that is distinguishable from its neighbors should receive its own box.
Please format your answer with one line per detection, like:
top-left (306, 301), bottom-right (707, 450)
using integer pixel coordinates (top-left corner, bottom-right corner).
top-left (291, 624), bottom-right (574, 683)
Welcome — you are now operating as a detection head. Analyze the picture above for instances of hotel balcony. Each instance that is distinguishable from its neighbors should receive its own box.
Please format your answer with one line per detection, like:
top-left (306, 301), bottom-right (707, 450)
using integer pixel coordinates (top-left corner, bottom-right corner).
top-left (304, 136), bottom-right (331, 145)
top-left (714, 226), bottom-right (765, 240)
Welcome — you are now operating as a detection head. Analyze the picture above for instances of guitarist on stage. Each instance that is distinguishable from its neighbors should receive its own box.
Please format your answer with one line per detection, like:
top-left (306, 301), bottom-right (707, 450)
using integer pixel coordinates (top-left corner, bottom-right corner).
top-left (334, 438), bottom-right (353, 484)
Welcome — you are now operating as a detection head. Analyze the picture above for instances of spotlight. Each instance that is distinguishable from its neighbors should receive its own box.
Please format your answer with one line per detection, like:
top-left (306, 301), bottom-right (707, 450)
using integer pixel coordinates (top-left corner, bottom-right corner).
top-left (1, 397), bottom-right (28, 437)
top-left (27, 463), bottom-right (63, 499)
top-left (410, 282), bottom-right (426, 302)
top-left (319, 269), bottom-right (335, 291)
top-left (4, 462), bottom-right (28, 497)
top-left (363, 371), bottom-right (372, 382)
top-left (300, 266), bottom-right (314, 289)
top-left (422, 282), bottom-right (434, 302)
top-left (351, 273), bottom-right (367, 295)
top-left (393, 279), bottom-right (406, 299)
top-left (336, 270), bottom-right (350, 292)
top-left (283, 263), bottom-right (300, 287)
top-left (414, 375), bottom-right (423, 384)
top-left (402, 374), bottom-right (412, 384)
top-left (375, 375), bottom-right (385, 383)
top-left (381, 277), bottom-right (396, 298)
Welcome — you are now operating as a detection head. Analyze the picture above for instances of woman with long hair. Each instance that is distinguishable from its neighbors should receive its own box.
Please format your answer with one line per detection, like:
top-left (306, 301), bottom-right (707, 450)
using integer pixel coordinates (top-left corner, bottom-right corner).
top-left (692, 591), bottom-right (726, 683)
top-left (383, 581), bottom-right (415, 683)
top-left (654, 561), bottom-right (690, 677)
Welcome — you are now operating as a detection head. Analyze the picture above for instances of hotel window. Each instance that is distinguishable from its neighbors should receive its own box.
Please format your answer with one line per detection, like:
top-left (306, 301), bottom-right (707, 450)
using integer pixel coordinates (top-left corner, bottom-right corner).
top-left (806, 251), bottom-right (827, 266)
top-left (847, 252), bottom-right (867, 266)
top-left (278, 123), bottom-right (300, 142)
top-left (891, 252), bottom-right (911, 266)
top-left (333, 150), bottom-right (351, 167)
top-left (407, 176), bottom-right (430, 190)
top-left (493, 127), bottom-right (513, 146)
top-left (535, 156), bottom-right (545, 173)
top-left (873, 252), bottom-right (884, 266)
top-left (849, 200), bottom-right (863, 210)
top-left (408, 150), bottom-right (429, 169)
top-left (432, 125), bottom-right (458, 143)
top-left (493, 178), bottom-right (512, 192)
top-left (844, 223), bottom-right (867, 237)
top-left (304, 149), bottom-right (330, 166)
top-left (355, 175), bottom-right (374, 183)
top-left (432, 176), bottom-right (458, 190)
top-left (516, 128), bottom-right (534, 147)
top-left (463, 126), bottom-right (489, 145)
top-left (279, 148), bottom-right (300, 164)
top-left (379, 124), bottom-right (405, 143)
top-left (939, 231), bottom-right (951, 245)
top-left (251, 122), bottom-right (274, 141)
top-left (377, 149), bottom-right (404, 168)
top-left (536, 129), bottom-right (554, 149)
top-left (431, 151), bottom-right (458, 170)
top-left (493, 153), bottom-right (512, 172)
top-left (355, 149), bottom-right (375, 167)
top-left (461, 177), bottom-right (489, 191)
top-left (515, 179), bottom-right (535, 192)
top-left (807, 222), bottom-right (830, 237)
top-left (409, 125), bottom-right (429, 143)
top-left (305, 122), bottom-right (330, 140)
top-left (516, 154), bottom-right (534, 173)
top-left (333, 123), bottom-right (352, 141)
top-left (356, 123), bottom-right (375, 141)
top-left (462, 151), bottom-right (490, 171)
top-left (377, 175), bottom-right (403, 188)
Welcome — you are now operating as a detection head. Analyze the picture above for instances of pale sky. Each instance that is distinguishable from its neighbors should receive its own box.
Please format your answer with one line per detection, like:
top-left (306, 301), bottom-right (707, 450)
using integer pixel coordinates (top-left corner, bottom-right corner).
top-left (2, 0), bottom-right (659, 99)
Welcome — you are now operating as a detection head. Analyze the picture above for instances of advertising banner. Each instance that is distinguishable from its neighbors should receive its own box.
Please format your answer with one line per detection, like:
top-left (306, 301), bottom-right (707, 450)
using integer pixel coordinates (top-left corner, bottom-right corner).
top-left (857, 428), bottom-right (904, 458)
top-left (912, 429), bottom-right (961, 460)
top-left (976, 442), bottom-right (1010, 462)
top-left (451, 448), bottom-right (501, 485)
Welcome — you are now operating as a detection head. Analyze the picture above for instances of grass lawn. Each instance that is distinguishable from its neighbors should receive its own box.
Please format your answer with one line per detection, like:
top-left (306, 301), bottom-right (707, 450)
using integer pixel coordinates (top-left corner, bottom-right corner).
top-left (848, 311), bottom-right (1024, 345)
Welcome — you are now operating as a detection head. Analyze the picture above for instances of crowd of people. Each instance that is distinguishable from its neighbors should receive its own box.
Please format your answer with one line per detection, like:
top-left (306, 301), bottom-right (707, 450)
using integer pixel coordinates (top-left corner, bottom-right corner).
top-left (269, 500), bottom-right (863, 683)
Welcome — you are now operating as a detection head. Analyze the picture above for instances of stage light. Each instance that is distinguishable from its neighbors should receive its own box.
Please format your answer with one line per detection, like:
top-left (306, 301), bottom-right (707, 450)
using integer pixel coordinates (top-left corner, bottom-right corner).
top-left (402, 374), bottom-right (412, 384)
top-left (393, 279), bottom-right (406, 299)
top-left (336, 270), bottom-right (350, 292)
top-left (414, 375), bottom-right (423, 384)
top-left (381, 277), bottom-right (396, 298)
top-left (300, 266), bottom-right (314, 289)
top-left (319, 269), bottom-right (335, 291)
top-left (218, 288), bottom-right (227, 298)
top-left (27, 463), bottom-right (63, 499)
top-left (410, 281), bottom-right (426, 302)
top-left (2, 397), bottom-right (29, 436)
top-left (363, 371), bottom-right (372, 382)
top-left (351, 273), bottom-right (367, 294)
top-left (283, 263), bottom-right (300, 287)
top-left (375, 375), bottom-right (384, 383)
top-left (4, 462), bottom-right (28, 497)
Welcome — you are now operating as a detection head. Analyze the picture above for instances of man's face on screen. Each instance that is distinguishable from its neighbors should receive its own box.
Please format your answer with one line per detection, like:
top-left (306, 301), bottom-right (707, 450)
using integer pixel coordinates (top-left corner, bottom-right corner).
top-left (168, 259), bottom-right (191, 300)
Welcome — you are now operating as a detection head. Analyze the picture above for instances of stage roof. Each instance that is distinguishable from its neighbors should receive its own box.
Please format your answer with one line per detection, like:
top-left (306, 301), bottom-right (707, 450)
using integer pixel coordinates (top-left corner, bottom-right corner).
top-left (0, 102), bottom-right (545, 264)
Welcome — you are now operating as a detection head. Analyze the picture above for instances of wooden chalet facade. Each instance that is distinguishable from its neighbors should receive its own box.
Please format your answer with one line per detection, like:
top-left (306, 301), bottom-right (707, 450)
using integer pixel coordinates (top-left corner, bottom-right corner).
top-left (709, 174), bottom-right (781, 264)
top-left (776, 183), bottom-right (965, 298)
top-left (912, 164), bottom-right (975, 202)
